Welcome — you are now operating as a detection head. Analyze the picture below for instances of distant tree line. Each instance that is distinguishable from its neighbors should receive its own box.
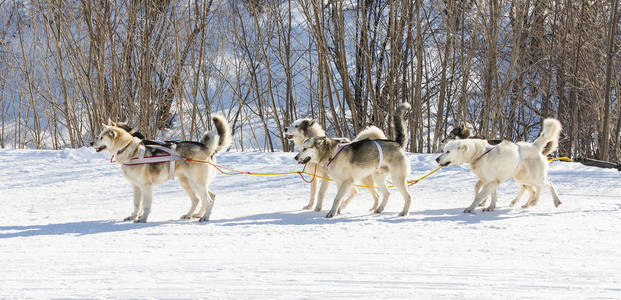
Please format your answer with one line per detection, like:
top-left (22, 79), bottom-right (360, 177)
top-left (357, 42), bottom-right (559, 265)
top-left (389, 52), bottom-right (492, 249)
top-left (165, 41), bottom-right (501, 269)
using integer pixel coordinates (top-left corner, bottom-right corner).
top-left (0, 0), bottom-right (619, 161)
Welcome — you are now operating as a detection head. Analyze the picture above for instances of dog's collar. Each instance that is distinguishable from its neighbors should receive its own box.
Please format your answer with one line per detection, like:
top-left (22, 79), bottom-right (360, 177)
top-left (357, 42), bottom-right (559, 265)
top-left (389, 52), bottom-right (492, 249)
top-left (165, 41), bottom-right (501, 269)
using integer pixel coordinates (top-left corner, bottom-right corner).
top-left (326, 143), bottom-right (350, 167)
top-left (472, 145), bottom-right (496, 165)
top-left (116, 141), bottom-right (133, 156)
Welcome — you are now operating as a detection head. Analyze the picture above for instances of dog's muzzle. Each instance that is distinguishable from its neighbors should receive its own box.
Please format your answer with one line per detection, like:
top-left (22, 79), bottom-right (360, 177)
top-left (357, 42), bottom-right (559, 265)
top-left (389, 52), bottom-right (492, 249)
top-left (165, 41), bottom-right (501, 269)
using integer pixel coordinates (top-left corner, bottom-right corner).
top-left (297, 157), bottom-right (311, 164)
top-left (95, 145), bottom-right (107, 152)
top-left (436, 155), bottom-right (450, 167)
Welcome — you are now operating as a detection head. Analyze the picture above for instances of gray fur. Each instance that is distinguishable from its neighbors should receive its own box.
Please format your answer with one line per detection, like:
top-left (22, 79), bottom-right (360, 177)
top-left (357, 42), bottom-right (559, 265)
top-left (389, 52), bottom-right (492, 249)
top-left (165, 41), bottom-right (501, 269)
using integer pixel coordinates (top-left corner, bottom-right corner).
top-left (295, 104), bottom-right (414, 218)
top-left (394, 103), bottom-right (411, 149)
top-left (92, 120), bottom-right (229, 223)
top-left (286, 118), bottom-right (381, 213)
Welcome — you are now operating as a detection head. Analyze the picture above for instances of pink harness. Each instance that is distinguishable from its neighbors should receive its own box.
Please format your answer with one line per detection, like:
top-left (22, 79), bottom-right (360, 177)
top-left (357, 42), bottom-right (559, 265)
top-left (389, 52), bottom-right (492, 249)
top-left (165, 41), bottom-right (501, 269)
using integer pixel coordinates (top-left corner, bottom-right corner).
top-left (121, 144), bottom-right (184, 180)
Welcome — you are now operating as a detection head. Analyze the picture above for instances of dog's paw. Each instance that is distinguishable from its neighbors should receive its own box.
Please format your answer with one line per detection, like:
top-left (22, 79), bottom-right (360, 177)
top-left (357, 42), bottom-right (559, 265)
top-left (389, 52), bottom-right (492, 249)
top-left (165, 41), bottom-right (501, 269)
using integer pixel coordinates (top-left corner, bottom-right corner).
top-left (180, 214), bottom-right (192, 220)
top-left (134, 219), bottom-right (147, 223)
top-left (398, 211), bottom-right (409, 217)
top-left (123, 216), bottom-right (136, 222)
top-left (191, 213), bottom-right (203, 218)
top-left (302, 204), bottom-right (313, 210)
top-left (521, 203), bottom-right (530, 209)
top-left (554, 200), bottom-right (562, 208)
top-left (314, 206), bottom-right (322, 212)
top-left (510, 200), bottom-right (518, 206)
top-left (373, 208), bottom-right (384, 214)
top-left (463, 208), bottom-right (475, 214)
top-left (482, 207), bottom-right (495, 212)
top-left (325, 211), bottom-right (336, 218)
top-left (198, 216), bottom-right (209, 222)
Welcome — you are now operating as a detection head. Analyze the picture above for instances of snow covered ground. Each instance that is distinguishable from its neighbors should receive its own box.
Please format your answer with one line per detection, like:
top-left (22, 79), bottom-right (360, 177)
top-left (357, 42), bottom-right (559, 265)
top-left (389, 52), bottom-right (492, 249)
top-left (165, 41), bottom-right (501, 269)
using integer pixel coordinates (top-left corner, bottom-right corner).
top-left (0, 148), bottom-right (620, 298)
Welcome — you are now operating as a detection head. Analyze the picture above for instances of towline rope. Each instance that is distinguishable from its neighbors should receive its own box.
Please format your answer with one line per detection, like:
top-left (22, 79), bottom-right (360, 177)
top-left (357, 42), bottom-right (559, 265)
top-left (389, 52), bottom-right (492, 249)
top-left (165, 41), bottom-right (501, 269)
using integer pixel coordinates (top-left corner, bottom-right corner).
top-left (114, 156), bottom-right (572, 190)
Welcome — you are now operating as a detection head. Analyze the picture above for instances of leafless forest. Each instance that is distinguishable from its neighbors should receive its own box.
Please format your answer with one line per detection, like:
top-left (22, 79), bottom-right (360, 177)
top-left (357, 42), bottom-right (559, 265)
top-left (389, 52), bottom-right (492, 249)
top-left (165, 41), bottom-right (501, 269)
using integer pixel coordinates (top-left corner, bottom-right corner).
top-left (0, 0), bottom-right (619, 160)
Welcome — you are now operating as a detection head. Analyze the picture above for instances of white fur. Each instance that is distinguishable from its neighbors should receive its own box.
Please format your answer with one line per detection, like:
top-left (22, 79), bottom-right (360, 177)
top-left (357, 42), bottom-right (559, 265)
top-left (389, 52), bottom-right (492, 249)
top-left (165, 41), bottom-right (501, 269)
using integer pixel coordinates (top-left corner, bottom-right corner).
top-left (286, 119), bottom-right (382, 213)
top-left (436, 118), bottom-right (563, 213)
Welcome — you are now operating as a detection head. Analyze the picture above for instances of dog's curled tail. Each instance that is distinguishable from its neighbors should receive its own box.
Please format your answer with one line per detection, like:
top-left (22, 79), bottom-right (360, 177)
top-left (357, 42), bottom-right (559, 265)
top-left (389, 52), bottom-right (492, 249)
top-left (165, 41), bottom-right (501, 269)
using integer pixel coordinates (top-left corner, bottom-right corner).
top-left (534, 118), bottom-right (562, 156)
top-left (202, 114), bottom-right (232, 155)
top-left (394, 102), bottom-right (411, 149)
top-left (354, 126), bottom-right (387, 141)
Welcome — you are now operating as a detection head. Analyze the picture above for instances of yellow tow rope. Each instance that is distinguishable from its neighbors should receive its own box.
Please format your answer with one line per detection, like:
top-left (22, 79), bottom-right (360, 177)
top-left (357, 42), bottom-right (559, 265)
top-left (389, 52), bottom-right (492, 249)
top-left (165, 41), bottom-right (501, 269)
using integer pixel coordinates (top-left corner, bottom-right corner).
top-left (184, 156), bottom-right (572, 189)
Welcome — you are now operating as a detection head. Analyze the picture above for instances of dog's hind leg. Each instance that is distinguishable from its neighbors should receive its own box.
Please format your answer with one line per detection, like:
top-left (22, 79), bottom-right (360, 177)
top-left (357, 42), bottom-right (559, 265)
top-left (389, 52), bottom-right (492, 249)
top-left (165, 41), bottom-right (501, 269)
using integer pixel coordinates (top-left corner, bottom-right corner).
top-left (136, 185), bottom-right (153, 223)
top-left (191, 182), bottom-right (215, 222)
top-left (373, 175), bottom-right (390, 214)
top-left (124, 185), bottom-right (142, 221)
top-left (464, 182), bottom-right (498, 213)
top-left (510, 185), bottom-right (528, 206)
top-left (337, 187), bottom-right (357, 214)
top-left (546, 180), bottom-right (562, 207)
top-left (303, 177), bottom-right (319, 210)
top-left (394, 178), bottom-right (413, 216)
top-left (326, 179), bottom-right (353, 218)
top-left (368, 186), bottom-right (380, 212)
top-left (178, 175), bottom-right (200, 219)
top-left (522, 185), bottom-right (542, 208)
top-left (483, 191), bottom-right (498, 212)
top-left (314, 179), bottom-right (330, 212)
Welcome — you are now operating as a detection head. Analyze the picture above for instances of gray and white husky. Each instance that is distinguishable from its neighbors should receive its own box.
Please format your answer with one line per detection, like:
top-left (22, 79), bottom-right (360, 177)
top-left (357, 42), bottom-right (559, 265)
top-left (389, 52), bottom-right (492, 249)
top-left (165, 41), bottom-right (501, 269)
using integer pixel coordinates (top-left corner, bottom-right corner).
top-left (294, 103), bottom-right (414, 218)
top-left (436, 118), bottom-right (562, 213)
top-left (285, 120), bottom-right (385, 213)
top-left (92, 116), bottom-right (231, 223)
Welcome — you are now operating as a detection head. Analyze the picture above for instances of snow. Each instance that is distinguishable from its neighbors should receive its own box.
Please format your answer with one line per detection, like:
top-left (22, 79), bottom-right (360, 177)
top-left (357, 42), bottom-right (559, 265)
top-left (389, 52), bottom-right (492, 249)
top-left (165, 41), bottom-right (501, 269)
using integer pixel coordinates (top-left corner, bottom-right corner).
top-left (0, 148), bottom-right (620, 298)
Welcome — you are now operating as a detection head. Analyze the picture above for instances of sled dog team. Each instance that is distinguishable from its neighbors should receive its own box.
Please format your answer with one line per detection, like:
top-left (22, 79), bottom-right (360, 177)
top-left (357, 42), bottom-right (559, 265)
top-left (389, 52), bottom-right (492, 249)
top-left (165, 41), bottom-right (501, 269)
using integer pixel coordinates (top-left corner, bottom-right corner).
top-left (92, 103), bottom-right (563, 223)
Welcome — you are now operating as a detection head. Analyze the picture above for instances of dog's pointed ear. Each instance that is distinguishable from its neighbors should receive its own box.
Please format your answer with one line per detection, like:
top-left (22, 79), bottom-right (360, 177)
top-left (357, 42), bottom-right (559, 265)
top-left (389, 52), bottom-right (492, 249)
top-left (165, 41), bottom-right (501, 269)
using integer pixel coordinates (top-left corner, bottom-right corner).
top-left (309, 119), bottom-right (316, 126)
top-left (101, 123), bottom-right (109, 129)
top-left (107, 118), bottom-right (114, 126)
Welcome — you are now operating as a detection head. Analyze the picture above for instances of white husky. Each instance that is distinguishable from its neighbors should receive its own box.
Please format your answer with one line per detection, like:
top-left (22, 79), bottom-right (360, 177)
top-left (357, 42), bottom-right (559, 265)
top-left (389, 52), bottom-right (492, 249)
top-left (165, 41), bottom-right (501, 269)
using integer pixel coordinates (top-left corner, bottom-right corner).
top-left (436, 118), bottom-right (562, 213)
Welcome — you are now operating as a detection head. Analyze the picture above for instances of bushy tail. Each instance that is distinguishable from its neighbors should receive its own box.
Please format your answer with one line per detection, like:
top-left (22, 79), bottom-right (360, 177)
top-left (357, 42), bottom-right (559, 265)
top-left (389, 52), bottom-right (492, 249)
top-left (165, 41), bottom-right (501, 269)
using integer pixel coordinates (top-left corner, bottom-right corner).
top-left (394, 102), bottom-right (411, 149)
top-left (534, 118), bottom-right (562, 156)
top-left (354, 126), bottom-right (387, 141)
top-left (201, 114), bottom-right (232, 155)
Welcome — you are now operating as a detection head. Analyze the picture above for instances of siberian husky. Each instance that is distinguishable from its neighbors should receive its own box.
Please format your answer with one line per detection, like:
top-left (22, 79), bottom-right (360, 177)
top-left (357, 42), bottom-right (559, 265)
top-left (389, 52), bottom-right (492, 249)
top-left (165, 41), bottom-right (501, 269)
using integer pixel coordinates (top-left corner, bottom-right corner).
top-left (284, 120), bottom-right (384, 213)
top-left (294, 103), bottom-right (413, 218)
top-left (92, 116), bottom-right (231, 222)
top-left (436, 118), bottom-right (562, 213)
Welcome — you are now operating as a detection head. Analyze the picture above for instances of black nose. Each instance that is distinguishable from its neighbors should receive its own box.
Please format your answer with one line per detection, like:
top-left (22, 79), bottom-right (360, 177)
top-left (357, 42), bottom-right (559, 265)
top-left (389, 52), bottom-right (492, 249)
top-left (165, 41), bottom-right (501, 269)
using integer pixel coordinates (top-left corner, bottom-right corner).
top-left (90, 142), bottom-right (94, 146)
top-left (284, 127), bottom-right (288, 132)
top-left (294, 154), bottom-right (299, 160)
top-left (435, 156), bottom-right (440, 163)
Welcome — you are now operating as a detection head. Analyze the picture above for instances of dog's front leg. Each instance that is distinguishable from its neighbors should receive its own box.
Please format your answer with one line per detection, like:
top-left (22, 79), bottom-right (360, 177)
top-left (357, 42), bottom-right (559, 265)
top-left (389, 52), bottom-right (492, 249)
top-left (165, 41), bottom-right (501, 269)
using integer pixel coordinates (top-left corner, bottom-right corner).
top-left (483, 191), bottom-right (498, 212)
top-left (124, 185), bottom-right (142, 221)
top-left (303, 177), bottom-right (318, 210)
top-left (464, 182), bottom-right (497, 213)
top-left (314, 179), bottom-right (330, 212)
top-left (474, 180), bottom-right (487, 207)
top-left (136, 185), bottom-right (152, 223)
top-left (326, 180), bottom-right (353, 218)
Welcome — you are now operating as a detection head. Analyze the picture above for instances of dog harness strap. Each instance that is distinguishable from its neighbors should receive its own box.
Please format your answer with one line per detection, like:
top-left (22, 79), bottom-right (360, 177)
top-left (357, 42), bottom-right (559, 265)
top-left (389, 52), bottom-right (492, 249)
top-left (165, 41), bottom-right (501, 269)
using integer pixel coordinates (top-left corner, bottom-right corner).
top-left (147, 145), bottom-right (184, 180)
top-left (373, 141), bottom-right (383, 169)
top-left (123, 144), bottom-right (184, 180)
top-left (515, 146), bottom-right (523, 173)
top-left (326, 142), bottom-right (351, 167)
